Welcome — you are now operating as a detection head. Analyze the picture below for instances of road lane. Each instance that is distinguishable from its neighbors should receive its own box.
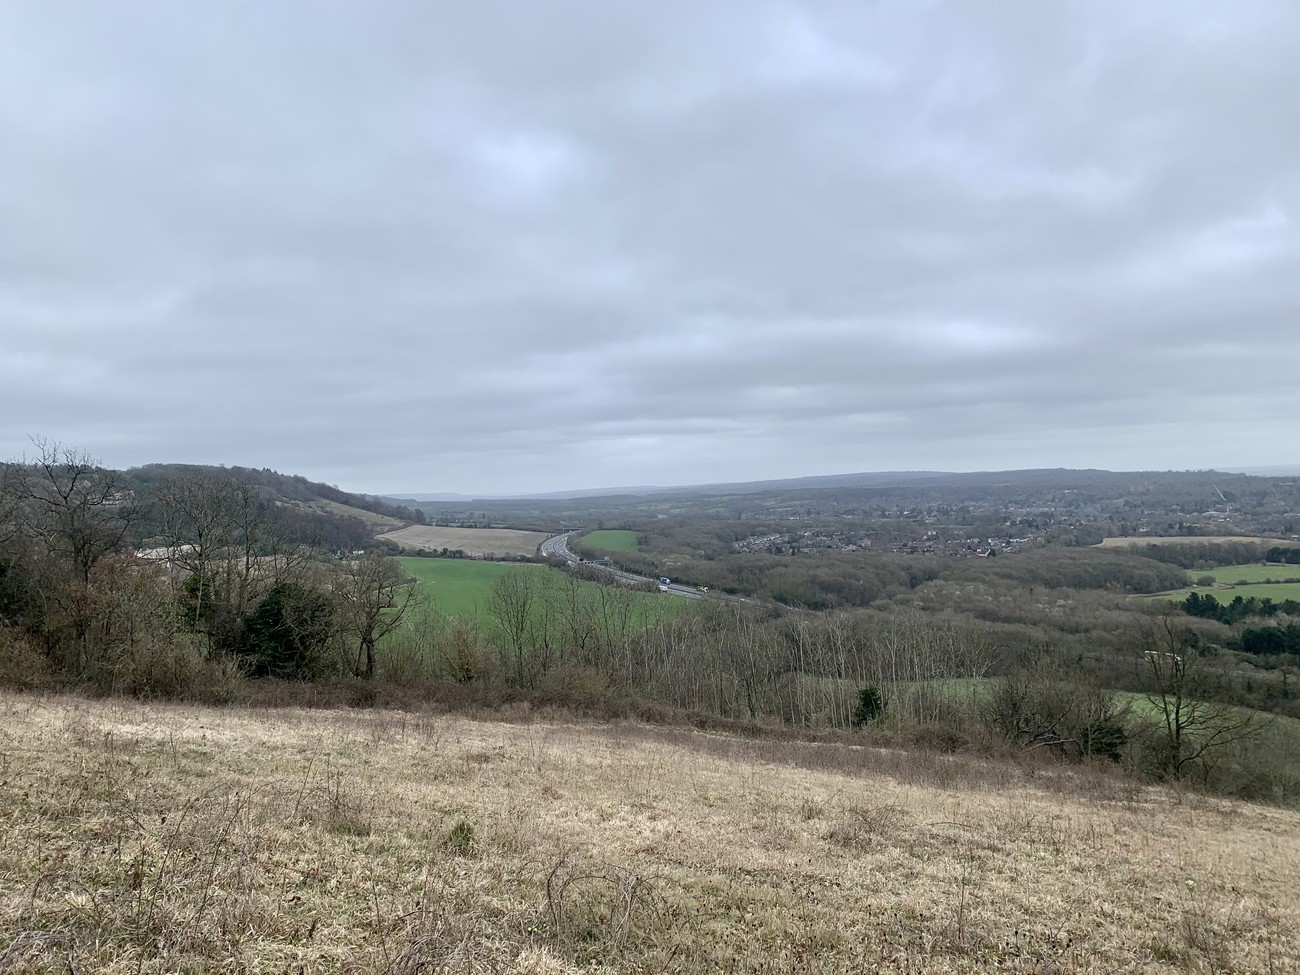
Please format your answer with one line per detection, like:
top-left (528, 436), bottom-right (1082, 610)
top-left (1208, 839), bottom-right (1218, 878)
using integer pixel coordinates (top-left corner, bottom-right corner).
top-left (538, 531), bottom-right (706, 600)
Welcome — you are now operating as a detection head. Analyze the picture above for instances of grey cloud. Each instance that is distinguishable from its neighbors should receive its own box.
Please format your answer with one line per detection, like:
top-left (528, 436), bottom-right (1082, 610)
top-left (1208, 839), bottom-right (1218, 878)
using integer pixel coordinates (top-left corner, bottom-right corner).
top-left (2, 1), bottom-right (1298, 493)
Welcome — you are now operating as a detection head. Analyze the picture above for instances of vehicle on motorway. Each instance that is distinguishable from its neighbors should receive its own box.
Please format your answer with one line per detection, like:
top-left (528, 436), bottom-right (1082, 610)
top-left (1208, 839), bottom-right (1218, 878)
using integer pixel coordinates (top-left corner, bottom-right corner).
top-left (658, 577), bottom-right (671, 585)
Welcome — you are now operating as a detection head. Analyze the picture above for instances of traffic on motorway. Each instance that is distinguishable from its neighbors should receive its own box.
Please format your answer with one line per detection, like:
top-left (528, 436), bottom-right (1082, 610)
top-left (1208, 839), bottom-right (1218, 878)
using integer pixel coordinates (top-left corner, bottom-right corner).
top-left (538, 531), bottom-right (706, 600)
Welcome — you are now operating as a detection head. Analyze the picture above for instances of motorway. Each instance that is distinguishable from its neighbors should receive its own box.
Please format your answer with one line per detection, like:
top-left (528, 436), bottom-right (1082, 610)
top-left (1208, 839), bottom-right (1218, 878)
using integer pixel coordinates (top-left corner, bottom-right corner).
top-left (539, 531), bottom-right (706, 600)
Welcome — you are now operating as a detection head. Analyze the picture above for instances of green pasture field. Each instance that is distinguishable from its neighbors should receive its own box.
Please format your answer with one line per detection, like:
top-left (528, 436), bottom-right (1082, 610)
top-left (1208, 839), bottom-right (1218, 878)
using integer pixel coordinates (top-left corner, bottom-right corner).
top-left (398, 558), bottom-right (548, 619)
top-left (1144, 563), bottom-right (1300, 603)
top-left (899, 677), bottom-right (992, 701)
top-left (1149, 582), bottom-right (1300, 603)
top-left (1195, 563), bottom-right (1300, 585)
top-left (579, 529), bottom-right (640, 551)
top-left (397, 557), bottom-right (688, 629)
top-left (1116, 693), bottom-right (1300, 744)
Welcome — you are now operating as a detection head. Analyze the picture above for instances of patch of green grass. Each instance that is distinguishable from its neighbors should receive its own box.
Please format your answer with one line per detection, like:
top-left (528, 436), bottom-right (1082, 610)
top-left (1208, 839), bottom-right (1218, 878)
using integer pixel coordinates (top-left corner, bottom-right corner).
top-left (580, 529), bottom-right (640, 552)
top-left (1144, 563), bottom-right (1300, 602)
top-left (1194, 563), bottom-right (1300, 585)
top-left (895, 677), bottom-right (994, 702)
top-left (1115, 691), bottom-right (1163, 719)
top-left (1149, 582), bottom-right (1300, 603)
top-left (398, 557), bottom-right (689, 630)
top-left (1117, 691), bottom-right (1300, 740)
top-left (399, 558), bottom-right (549, 618)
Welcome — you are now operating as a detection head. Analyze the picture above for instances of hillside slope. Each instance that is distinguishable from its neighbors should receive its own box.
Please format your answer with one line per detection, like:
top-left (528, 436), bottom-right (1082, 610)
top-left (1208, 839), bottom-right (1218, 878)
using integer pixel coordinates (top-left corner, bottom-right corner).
top-left (121, 463), bottom-right (426, 550)
top-left (3, 694), bottom-right (1296, 973)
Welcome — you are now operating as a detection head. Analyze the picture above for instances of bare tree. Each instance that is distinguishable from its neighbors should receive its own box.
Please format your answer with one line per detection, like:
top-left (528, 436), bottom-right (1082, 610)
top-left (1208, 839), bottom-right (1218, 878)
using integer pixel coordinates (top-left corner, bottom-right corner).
top-left (15, 439), bottom-right (132, 583)
top-left (337, 552), bottom-right (415, 679)
top-left (155, 472), bottom-right (241, 635)
top-left (985, 648), bottom-right (1125, 758)
top-left (1140, 618), bottom-right (1266, 781)
top-left (556, 571), bottom-right (598, 667)
top-left (8, 441), bottom-right (134, 672)
top-left (155, 471), bottom-right (313, 652)
top-left (0, 462), bottom-right (22, 547)
top-left (487, 571), bottom-right (539, 685)
top-left (717, 605), bottom-right (786, 720)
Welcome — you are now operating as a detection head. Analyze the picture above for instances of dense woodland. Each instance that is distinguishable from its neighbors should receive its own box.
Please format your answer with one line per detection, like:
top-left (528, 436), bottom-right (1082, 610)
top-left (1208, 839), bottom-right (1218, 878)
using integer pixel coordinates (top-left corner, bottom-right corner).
top-left (4, 444), bottom-right (1300, 806)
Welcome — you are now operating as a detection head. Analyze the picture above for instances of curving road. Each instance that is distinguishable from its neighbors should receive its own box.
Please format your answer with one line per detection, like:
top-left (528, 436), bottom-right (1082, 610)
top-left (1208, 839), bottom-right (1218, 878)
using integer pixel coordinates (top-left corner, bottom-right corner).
top-left (538, 531), bottom-right (577, 561)
top-left (538, 531), bottom-right (706, 600)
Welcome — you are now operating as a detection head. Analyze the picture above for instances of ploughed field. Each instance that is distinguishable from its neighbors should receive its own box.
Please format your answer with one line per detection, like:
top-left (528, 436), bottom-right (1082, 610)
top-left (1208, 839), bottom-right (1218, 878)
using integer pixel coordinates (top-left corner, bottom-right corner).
top-left (378, 525), bottom-right (550, 558)
top-left (3, 693), bottom-right (1299, 973)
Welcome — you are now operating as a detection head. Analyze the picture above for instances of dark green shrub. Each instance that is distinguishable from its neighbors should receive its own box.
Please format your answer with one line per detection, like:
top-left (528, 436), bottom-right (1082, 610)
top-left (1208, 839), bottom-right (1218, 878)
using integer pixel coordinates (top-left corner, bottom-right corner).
top-left (852, 685), bottom-right (885, 727)
top-left (243, 583), bottom-right (334, 679)
top-left (1079, 716), bottom-right (1127, 761)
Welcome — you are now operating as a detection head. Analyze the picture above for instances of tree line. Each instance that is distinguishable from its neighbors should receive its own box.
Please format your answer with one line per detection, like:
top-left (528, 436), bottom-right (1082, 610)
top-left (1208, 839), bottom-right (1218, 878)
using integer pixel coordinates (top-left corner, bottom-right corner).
top-left (1181, 592), bottom-right (1300, 659)
top-left (0, 441), bottom-right (415, 696)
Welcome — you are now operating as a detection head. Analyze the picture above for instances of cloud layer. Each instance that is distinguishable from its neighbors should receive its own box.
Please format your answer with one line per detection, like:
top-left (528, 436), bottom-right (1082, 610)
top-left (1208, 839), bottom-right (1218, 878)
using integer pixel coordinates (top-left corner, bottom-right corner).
top-left (3, 2), bottom-right (1298, 493)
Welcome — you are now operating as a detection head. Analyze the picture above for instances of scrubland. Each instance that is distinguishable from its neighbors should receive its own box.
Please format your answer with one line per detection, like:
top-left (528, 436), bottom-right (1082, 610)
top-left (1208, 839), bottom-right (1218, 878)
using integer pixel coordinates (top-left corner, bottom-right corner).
top-left (2, 693), bottom-right (1299, 973)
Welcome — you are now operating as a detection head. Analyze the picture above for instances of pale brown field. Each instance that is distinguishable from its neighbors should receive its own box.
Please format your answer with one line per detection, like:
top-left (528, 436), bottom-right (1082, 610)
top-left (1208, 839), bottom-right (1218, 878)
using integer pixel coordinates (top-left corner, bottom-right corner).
top-left (378, 525), bottom-right (550, 558)
top-left (1096, 535), bottom-right (1267, 548)
top-left (2, 693), bottom-right (1299, 974)
top-left (308, 500), bottom-right (405, 530)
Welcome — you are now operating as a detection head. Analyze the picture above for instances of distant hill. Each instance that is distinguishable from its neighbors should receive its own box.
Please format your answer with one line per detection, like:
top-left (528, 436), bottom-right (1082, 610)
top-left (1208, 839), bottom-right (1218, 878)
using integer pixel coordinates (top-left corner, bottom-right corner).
top-left (387, 467), bottom-right (1242, 504)
top-left (384, 473), bottom-right (957, 503)
top-left (1219, 465), bottom-right (1300, 476)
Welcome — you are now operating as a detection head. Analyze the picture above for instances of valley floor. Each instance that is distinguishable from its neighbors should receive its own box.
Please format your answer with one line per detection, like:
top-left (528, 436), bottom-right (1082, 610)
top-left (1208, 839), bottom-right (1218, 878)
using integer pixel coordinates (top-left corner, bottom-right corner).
top-left (1, 693), bottom-right (1298, 973)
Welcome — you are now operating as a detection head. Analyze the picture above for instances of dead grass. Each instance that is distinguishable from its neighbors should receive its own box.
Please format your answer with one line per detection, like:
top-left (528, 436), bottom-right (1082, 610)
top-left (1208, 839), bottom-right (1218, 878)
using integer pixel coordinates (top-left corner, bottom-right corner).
top-left (308, 499), bottom-right (405, 530)
top-left (378, 526), bottom-right (550, 558)
top-left (2, 692), bottom-right (1298, 973)
top-left (1095, 535), bottom-right (1267, 548)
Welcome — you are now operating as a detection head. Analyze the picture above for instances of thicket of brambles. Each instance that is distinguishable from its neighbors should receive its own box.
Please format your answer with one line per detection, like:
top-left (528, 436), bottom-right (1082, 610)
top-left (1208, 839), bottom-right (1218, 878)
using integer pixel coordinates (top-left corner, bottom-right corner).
top-left (3, 443), bottom-right (1299, 806)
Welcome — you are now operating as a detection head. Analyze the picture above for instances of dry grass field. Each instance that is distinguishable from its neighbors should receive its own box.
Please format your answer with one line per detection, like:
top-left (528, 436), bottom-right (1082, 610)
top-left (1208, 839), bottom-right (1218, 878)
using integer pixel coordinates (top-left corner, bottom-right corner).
top-left (308, 500), bottom-right (405, 531)
top-left (1095, 535), bottom-right (1266, 548)
top-left (2, 693), bottom-right (1299, 974)
top-left (378, 526), bottom-right (550, 558)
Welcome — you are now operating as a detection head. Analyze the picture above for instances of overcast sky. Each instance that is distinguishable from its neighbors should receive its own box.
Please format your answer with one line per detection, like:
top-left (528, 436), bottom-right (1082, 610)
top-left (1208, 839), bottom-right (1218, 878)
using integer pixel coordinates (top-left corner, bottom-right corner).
top-left (3, 2), bottom-right (1298, 495)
